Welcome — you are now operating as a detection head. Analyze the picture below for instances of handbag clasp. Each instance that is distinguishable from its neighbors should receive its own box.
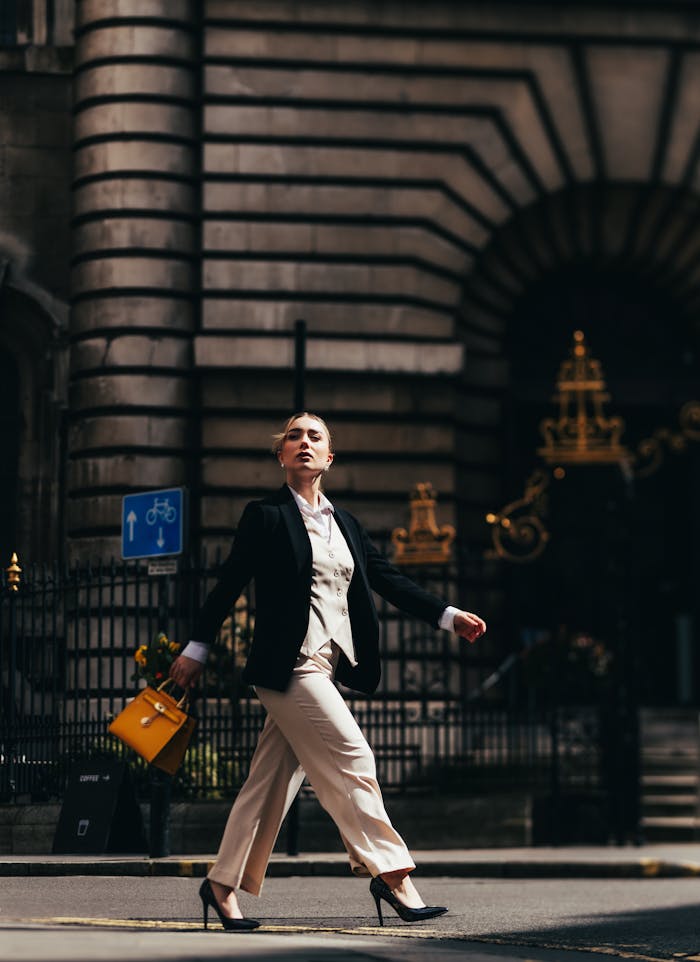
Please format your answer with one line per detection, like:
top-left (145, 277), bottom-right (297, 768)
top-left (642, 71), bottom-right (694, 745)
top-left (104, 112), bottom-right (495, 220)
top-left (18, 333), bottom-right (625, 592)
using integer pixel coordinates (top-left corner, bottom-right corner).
top-left (140, 702), bottom-right (166, 727)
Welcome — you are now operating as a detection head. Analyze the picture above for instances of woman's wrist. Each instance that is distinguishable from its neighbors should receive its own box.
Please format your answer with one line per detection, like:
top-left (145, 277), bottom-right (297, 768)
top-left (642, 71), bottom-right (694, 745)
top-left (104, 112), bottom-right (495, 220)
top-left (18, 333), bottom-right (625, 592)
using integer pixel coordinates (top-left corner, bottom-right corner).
top-left (438, 605), bottom-right (459, 632)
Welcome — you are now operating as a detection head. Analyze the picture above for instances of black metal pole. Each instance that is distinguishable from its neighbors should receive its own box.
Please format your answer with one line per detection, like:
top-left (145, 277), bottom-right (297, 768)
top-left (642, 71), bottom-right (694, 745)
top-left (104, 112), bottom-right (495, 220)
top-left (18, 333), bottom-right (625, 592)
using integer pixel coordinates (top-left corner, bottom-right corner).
top-left (149, 765), bottom-right (171, 858)
top-left (149, 575), bottom-right (172, 858)
top-left (7, 588), bottom-right (17, 802)
top-left (549, 702), bottom-right (561, 846)
top-left (619, 465), bottom-right (641, 845)
top-left (294, 318), bottom-right (306, 411)
top-left (285, 319), bottom-right (307, 856)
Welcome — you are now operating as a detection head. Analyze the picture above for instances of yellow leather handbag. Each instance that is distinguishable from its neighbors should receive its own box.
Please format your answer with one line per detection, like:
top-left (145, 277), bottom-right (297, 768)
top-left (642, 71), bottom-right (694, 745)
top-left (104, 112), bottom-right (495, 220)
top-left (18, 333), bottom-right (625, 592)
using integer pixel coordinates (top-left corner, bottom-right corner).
top-left (108, 679), bottom-right (196, 775)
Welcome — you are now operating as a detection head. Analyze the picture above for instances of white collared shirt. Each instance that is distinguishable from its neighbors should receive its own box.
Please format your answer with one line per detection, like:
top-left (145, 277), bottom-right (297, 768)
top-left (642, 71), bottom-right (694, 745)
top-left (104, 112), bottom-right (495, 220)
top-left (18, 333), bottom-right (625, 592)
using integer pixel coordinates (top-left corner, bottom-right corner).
top-left (287, 485), bottom-right (334, 543)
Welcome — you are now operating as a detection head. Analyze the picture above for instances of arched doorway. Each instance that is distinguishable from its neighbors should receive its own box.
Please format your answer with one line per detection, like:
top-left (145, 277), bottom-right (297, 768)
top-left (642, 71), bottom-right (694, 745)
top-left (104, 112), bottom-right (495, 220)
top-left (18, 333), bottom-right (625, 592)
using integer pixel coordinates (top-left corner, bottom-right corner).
top-left (0, 283), bottom-right (66, 563)
top-left (459, 186), bottom-right (700, 707)
top-left (505, 265), bottom-right (700, 706)
top-left (0, 347), bottom-right (19, 566)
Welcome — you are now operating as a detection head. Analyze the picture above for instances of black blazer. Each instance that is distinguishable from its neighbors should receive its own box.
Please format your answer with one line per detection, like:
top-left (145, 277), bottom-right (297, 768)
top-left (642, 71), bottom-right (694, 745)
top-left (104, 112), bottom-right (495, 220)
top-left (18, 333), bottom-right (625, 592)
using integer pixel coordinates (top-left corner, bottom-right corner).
top-left (194, 485), bottom-right (448, 694)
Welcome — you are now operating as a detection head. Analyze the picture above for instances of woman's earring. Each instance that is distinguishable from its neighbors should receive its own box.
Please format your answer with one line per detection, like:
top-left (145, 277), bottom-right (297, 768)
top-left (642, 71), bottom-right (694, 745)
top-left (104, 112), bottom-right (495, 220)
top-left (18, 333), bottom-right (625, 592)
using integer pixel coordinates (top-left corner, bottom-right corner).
top-left (280, 463), bottom-right (285, 468)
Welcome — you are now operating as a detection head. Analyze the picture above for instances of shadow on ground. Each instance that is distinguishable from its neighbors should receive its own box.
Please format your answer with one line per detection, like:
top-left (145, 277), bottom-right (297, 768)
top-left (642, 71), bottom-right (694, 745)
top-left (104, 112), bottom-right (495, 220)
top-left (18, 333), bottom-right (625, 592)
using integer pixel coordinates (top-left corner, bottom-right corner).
top-left (471, 902), bottom-right (700, 959)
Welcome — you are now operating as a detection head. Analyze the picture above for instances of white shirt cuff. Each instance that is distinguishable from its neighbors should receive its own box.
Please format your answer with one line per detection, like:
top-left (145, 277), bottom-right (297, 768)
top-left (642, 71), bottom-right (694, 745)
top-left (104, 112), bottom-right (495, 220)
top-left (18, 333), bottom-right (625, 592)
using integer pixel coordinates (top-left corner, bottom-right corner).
top-left (439, 606), bottom-right (459, 632)
top-left (180, 640), bottom-right (209, 664)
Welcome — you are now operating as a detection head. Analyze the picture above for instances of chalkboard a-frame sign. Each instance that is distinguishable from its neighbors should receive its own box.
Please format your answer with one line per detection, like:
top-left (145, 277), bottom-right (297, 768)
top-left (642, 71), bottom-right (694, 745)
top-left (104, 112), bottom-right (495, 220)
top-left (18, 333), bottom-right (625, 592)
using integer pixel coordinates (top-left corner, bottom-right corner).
top-left (52, 759), bottom-right (147, 855)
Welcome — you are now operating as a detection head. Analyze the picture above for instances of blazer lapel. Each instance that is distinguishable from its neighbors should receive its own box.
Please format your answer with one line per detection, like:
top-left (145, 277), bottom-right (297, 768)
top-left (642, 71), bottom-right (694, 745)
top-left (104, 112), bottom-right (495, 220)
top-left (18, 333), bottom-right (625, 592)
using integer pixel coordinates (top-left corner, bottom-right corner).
top-left (278, 486), bottom-right (312, 574)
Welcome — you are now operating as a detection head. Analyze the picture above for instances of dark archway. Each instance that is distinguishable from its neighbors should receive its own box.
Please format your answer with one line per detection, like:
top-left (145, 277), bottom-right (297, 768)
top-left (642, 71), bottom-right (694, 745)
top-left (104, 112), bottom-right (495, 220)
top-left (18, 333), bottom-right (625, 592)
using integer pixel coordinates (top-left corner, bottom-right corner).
top-left (0, 347), bottom-right (19, 566)
top-left (505, 264), bottom-right (700, 705)
top-left (0, 283), bottom-right (65, 563)
top-left (459, 185), bottom-right (700, 706)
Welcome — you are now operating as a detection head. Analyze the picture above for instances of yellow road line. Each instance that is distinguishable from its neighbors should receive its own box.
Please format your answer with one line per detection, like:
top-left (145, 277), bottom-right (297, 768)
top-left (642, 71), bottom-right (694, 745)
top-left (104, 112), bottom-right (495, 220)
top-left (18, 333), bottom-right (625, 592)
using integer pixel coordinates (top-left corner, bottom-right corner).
top-left (15, 918), bottom-right (442, 937)
top-left (8, 917), bottom-right (685, 960)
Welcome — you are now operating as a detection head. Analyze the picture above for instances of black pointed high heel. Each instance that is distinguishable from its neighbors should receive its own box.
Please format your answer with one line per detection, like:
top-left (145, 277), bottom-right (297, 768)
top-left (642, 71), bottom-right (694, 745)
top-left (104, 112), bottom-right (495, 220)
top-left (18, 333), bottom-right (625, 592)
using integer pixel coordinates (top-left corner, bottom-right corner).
top-left (370, 876), bottom-right (447, 926)
top-left (199, 878), bottom-right (261, 931)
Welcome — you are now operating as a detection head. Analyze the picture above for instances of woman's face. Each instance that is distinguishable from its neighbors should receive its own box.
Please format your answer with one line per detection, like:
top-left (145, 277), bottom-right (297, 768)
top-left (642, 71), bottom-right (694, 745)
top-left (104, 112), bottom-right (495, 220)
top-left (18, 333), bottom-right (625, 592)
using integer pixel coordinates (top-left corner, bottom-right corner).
top-left (279, 415), bottom-right (334, 477)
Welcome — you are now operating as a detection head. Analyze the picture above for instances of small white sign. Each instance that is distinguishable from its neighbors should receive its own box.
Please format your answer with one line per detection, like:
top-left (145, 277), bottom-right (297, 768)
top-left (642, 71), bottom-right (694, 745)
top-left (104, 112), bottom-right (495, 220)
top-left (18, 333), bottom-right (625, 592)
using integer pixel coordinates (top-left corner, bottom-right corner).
top-left (147, 558), bottom-right (179, 577)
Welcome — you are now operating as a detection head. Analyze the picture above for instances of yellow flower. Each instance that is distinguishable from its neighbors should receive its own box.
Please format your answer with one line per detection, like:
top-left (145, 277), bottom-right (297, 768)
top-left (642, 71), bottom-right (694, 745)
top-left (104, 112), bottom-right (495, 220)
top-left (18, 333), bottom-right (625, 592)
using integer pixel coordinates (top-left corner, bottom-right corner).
top-left (134, 645), bottom-right (147, 666)
top-left (168, 641), bottom-right (180, 653)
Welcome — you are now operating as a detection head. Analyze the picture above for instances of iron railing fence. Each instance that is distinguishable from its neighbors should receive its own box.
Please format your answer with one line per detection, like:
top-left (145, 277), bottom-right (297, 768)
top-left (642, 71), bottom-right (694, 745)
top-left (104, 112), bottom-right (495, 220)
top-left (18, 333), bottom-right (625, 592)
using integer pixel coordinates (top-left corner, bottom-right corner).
top-left (0, 548), bottom-right (603, 805)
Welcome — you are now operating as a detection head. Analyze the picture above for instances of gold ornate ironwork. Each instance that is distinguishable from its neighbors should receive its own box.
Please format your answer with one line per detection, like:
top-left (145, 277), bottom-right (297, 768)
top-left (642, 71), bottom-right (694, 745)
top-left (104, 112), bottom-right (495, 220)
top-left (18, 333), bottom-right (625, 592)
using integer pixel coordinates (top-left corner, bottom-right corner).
top-left (485, 470), bottom-right (551, 563)
top-left (634, 400), bottom-right (700, 478)
top-left (392, 482), bottom-right (455, 566)
top-left (485, 328), bottom-right (700, 563)
top-left (6, 552), bottom-right (21, 592)
top-left (538, 330), bottom-right (630, 466)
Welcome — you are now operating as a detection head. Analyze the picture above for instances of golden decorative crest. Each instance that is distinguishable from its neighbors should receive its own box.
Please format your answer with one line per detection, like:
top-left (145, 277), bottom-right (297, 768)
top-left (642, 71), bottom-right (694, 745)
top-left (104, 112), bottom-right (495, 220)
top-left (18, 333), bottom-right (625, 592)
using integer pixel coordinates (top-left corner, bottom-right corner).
top-left (392, 483), bottom-right (455, 566)
top-left (634, 400), bottom-right (700, 477)
top-left (538, 330), bottom-right (630, 466)
top-left (485, 330), bottom-right (700, 563)
top-left (485, 470), bottom-right (551, 564)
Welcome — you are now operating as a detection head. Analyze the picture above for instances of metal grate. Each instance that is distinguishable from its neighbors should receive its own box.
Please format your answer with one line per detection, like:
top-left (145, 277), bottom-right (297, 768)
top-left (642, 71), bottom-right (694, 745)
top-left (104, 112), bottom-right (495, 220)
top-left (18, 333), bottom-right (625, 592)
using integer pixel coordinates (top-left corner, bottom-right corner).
top-left (0, 549), bottom-right (604, 806)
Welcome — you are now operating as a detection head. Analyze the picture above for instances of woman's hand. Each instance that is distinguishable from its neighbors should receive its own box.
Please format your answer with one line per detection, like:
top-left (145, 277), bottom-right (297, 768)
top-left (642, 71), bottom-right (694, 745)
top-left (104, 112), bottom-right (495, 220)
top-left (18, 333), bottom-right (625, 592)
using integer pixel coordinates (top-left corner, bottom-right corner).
top-left (169, 654), bottom-right (204, 689)
top-left (453, 610), bottom-right (486, 644)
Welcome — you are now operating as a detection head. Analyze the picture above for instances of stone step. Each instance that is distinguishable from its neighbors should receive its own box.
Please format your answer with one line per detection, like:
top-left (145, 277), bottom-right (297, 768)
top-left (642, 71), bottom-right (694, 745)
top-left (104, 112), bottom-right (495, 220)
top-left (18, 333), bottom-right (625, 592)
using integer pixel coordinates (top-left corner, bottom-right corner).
top-left (641, 816), bottom-right (700, 842)
top-left (640, 708), bottom-right (700, 721)
top-left (643, 794), bottom-right (697, 806)
top-left (639, 711), bottom-right (700, 840)
top-left (642, 795), bottom-right (698, 817)
top-left (639, 712), bottom-right (700, 747)
top-left (642, 771), bottom-right (698, 792)
top-left (641, 755), bottom-right (699, 772)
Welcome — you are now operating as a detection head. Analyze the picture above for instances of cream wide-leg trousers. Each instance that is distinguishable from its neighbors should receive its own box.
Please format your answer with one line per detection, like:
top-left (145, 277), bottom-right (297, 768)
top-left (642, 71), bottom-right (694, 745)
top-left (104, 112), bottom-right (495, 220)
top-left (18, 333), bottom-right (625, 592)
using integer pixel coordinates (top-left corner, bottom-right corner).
top-left (207, 641), bottom-right (415, 895)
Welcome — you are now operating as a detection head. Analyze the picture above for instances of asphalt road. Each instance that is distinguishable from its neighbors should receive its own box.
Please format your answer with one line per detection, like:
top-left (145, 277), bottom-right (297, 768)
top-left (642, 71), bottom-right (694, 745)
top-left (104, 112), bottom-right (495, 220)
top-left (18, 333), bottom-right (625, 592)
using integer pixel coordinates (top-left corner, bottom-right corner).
top-left (2, 874), bottom-right (700, 961)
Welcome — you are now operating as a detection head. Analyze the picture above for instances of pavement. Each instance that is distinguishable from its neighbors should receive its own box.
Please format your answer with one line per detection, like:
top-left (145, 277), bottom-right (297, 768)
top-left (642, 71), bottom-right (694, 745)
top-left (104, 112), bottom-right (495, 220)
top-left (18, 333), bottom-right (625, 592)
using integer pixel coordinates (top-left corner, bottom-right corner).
top-left (4, 846), bottom-right (700, 962)
top-left (4, 843), bottom-right (700, 878)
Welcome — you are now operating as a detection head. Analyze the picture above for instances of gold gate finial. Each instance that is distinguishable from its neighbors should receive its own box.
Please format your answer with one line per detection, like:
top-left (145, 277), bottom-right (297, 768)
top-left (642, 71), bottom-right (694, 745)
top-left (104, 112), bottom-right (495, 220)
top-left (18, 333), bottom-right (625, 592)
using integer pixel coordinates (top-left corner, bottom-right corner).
top-left (538, 330), bottom-right (630, 466)
top-left (392, 483), bottom-right (455, 566)
top-left (6, 552), bottom-right (21, 592)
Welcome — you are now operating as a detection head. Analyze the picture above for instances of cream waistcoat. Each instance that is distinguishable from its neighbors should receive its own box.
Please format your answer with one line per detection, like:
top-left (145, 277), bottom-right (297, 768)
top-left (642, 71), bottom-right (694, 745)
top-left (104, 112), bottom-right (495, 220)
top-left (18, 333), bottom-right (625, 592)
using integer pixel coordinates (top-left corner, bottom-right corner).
top-left (299, 515), bottom-right (357, 666)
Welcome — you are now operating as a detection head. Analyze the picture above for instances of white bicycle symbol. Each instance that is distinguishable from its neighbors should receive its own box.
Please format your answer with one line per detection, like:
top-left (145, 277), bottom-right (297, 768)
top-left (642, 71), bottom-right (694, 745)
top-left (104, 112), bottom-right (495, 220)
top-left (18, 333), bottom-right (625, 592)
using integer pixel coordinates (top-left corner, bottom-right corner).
top-left (146, 498), bottom-right (177, 525)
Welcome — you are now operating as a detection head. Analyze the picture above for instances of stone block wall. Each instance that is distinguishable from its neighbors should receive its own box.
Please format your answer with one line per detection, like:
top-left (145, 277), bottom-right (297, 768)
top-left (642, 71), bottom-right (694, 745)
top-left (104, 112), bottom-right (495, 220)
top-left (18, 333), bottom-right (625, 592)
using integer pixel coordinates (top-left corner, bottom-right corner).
top-left (66, 0), bottom-right (700, 572)
top-left (68, 0), bottom-right (200, 559)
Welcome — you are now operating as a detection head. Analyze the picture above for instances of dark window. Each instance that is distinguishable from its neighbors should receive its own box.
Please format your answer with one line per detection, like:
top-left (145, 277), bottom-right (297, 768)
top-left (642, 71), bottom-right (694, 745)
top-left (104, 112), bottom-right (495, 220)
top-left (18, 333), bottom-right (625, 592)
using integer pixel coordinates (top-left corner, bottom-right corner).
top-left (0, 1), bottom-right (16, 46)
top-left (0, 348), bottom-right (19, 565)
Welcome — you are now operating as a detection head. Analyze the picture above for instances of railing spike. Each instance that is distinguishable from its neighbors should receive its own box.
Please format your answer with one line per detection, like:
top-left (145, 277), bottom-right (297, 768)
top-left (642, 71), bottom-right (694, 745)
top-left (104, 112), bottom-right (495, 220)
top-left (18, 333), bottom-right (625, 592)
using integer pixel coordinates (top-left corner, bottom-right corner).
top-left (6, 552), bottom-right (21, 592)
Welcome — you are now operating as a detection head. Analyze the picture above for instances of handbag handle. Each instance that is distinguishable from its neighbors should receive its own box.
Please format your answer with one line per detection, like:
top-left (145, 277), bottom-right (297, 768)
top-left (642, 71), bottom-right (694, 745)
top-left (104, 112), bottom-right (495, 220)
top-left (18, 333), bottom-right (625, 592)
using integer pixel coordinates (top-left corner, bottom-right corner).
top-left (157, 676), bottom-right (190, 711)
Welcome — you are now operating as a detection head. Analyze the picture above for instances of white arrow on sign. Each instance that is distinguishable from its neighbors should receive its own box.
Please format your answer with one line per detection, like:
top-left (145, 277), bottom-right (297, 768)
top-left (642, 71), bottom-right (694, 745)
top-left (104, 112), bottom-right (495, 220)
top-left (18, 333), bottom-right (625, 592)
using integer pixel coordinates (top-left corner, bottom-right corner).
top-left (127, 510), bottom-right (137, 542)
top-left (157, 527), bottom-right (165, 548)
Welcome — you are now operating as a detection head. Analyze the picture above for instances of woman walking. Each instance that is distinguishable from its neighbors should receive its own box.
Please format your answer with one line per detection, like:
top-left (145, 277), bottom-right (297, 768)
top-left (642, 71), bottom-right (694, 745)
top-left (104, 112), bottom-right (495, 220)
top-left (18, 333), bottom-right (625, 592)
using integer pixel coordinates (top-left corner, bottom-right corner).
top-left (170, 412), bottom-right (486, 930)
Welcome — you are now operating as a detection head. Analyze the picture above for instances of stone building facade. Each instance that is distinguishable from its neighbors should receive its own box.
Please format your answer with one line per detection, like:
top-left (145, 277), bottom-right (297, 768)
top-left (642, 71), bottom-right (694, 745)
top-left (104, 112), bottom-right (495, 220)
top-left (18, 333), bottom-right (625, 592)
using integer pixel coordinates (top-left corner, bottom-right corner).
top-left (2, 3), bottom-right (700, 700)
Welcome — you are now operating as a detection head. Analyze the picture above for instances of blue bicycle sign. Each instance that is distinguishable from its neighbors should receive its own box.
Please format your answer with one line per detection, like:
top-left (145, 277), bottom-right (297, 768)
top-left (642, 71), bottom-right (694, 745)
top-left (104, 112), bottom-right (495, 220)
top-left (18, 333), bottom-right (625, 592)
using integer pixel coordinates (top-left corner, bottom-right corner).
top-left (121, 487), bottom-right (185, 560)
top-left (146, 498), bottom-right (177, 526)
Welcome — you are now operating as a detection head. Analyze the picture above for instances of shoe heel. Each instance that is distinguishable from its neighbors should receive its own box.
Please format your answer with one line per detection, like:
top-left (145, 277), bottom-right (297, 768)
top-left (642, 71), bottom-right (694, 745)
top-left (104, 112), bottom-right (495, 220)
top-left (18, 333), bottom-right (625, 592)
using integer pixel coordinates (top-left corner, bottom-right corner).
top-left (202, 897), bottom-right (208, 930)
top-left (373, 893), bottom-right (384, 926)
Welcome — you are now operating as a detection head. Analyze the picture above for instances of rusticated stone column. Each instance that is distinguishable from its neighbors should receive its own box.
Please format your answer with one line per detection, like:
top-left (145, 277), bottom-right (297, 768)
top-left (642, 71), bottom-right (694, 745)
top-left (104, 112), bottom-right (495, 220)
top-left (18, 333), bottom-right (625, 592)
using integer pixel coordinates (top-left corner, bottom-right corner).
top-left (69, 0), bottom-right (199, 559)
